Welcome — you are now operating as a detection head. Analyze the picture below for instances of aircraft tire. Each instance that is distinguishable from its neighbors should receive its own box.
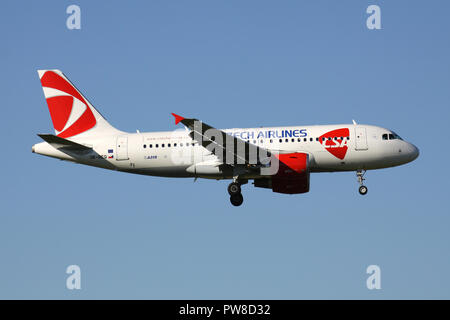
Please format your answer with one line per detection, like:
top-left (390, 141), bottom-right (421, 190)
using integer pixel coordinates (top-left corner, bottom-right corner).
top-left (359, 185), bottom-right (368, 195)
top-left (228, 182), bottom-right (241, 196)
top-left (230, 194), bottom-right (244, 206)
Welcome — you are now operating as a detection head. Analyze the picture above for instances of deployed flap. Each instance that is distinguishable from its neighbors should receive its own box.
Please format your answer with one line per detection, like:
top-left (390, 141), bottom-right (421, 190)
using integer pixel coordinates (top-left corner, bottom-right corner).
top-left (171, 113), bottom-right (271, 166)
top-left (38, 134), bottom-right (92, 151)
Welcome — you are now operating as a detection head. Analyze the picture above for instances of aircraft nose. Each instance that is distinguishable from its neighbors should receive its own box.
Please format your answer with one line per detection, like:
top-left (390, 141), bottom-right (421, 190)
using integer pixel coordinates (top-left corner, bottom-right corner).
top-left (408, 143), bottom-right (419, 161)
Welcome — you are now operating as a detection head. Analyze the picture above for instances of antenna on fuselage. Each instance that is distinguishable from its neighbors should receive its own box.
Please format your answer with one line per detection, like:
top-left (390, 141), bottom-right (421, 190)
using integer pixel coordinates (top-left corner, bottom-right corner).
top-left (352, 119), bottom-right (357, 125)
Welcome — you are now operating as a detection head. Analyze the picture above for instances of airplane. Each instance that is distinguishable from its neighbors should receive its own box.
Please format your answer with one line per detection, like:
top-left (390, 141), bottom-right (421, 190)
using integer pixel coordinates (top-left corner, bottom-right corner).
top-left (32, 70), bottom-right (419, 206)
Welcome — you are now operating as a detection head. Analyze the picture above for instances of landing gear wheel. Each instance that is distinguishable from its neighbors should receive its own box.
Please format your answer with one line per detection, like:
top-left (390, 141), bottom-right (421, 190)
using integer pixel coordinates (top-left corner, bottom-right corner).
top-left (356, 169), bottom-right (368, 195)
top-left (228, 182), bottom-right (241, 196)
top-left (230, 194), bottom-right (244, 206)
top-left (359, 185), bottom-right (368, 195)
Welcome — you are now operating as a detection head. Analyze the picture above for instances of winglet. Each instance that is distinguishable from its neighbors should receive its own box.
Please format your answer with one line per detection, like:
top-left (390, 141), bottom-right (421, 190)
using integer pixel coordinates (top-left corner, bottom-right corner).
top-left (171, 113), bottom-right (185, 125)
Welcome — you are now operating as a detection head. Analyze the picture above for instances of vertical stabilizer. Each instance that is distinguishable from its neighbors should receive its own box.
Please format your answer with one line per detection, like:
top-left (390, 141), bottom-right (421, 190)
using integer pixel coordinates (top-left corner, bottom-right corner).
top-left (37, 70), bottom-right (121, 138)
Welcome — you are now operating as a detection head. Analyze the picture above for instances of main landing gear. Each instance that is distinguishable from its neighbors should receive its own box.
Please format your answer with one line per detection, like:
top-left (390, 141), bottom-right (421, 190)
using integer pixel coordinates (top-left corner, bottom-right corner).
top-left (357, 169), bottom-right (368, 195)
top-left (228, 181), bottom-right (244, 206)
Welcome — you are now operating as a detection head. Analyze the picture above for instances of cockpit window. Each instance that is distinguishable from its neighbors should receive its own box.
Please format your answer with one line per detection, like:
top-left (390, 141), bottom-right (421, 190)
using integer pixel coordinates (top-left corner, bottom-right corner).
top-left (383, 132), bottom-right (403, 140)
top-left (391, 131), bottom-right (403, 140)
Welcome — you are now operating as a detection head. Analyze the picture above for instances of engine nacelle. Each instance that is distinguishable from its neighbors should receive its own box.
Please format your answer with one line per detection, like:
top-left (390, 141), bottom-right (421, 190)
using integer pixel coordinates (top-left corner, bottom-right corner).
top-left (255, 152), bottom-right (310, 194)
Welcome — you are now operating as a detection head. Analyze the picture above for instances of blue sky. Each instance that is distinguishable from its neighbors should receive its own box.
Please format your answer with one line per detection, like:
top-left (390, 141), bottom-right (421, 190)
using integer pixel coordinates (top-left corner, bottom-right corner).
top-left (1, 0), bottom-right (449, 299)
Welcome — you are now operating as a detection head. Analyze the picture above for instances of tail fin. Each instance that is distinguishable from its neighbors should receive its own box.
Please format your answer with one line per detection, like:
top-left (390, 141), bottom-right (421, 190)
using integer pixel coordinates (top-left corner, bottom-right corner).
top-left (37, 70), bottom-right (121, 138)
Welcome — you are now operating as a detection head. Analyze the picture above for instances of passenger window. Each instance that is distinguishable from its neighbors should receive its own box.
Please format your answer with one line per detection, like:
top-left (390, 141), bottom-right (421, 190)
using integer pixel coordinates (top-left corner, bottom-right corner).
top-left (149, 144), bottom-right (152, 148)
top-left (162, 144), bottom-right (165, 148)
top-left (291, 138), bottom-right (295, 142)
top-left (304, 138), bottom-right (307, 142)
top-left (143, 144), bottom-right (146, 148)
top-left (168, 143), bottom-right (171, 147)
top-left (174, 143), bottom-right (177, 147)
top-left (279, 139), bottom-right (283, 143)
top-left (316, 138), bottom-right (319, 141)
top-left (298, 138), bottom-right (301, 142)
top-left (310, 138), bottom-right (313, 141)
top-left (285, 139), bottom-right (289, 142)
top-left (270, 139), bottom-right (273, 143)
top-left (155, 144), bottom-right (159, 148)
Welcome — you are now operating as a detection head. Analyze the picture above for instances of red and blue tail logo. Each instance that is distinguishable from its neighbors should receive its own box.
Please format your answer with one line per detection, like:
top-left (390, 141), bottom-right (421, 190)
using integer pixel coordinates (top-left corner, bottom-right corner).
top-left (39, 70), bottom-right (96, 138)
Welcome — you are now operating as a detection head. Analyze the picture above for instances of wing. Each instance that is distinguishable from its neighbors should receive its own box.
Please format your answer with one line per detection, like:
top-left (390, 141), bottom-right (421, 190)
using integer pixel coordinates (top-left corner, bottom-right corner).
top-left (171, 113), bottom-right (271, 166)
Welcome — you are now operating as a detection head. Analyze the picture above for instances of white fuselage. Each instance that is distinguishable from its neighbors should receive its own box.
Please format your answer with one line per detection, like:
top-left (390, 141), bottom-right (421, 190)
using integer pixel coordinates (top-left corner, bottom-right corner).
top-left (32, 123), bottom-right (419, 180)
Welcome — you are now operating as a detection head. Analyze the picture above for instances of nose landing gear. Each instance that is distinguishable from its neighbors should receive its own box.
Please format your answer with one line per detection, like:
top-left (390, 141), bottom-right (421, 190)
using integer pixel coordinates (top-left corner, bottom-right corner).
top-left (228, 180), bottom-right (244, 206)
top-left (359, 185), bottom-right (368, 195)
top-left (357, 169), bottom-right (368, 195)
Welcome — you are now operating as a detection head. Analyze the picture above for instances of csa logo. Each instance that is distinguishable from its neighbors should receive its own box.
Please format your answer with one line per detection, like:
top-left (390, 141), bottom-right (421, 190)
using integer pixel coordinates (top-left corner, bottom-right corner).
top-left (318, 128), bottom-right (350, 160)
top-left (40, 71), bottom-right (96, 138)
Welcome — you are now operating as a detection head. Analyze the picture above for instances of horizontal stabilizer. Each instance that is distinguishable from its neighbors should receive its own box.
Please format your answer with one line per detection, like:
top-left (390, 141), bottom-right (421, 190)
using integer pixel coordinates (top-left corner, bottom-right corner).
top-left (37, 134), bottom-right (92, 151)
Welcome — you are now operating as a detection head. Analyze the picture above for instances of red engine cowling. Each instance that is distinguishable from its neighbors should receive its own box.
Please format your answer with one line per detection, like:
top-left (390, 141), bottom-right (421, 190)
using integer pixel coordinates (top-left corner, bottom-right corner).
top-left (271, 153), bottom-right (310, 194)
